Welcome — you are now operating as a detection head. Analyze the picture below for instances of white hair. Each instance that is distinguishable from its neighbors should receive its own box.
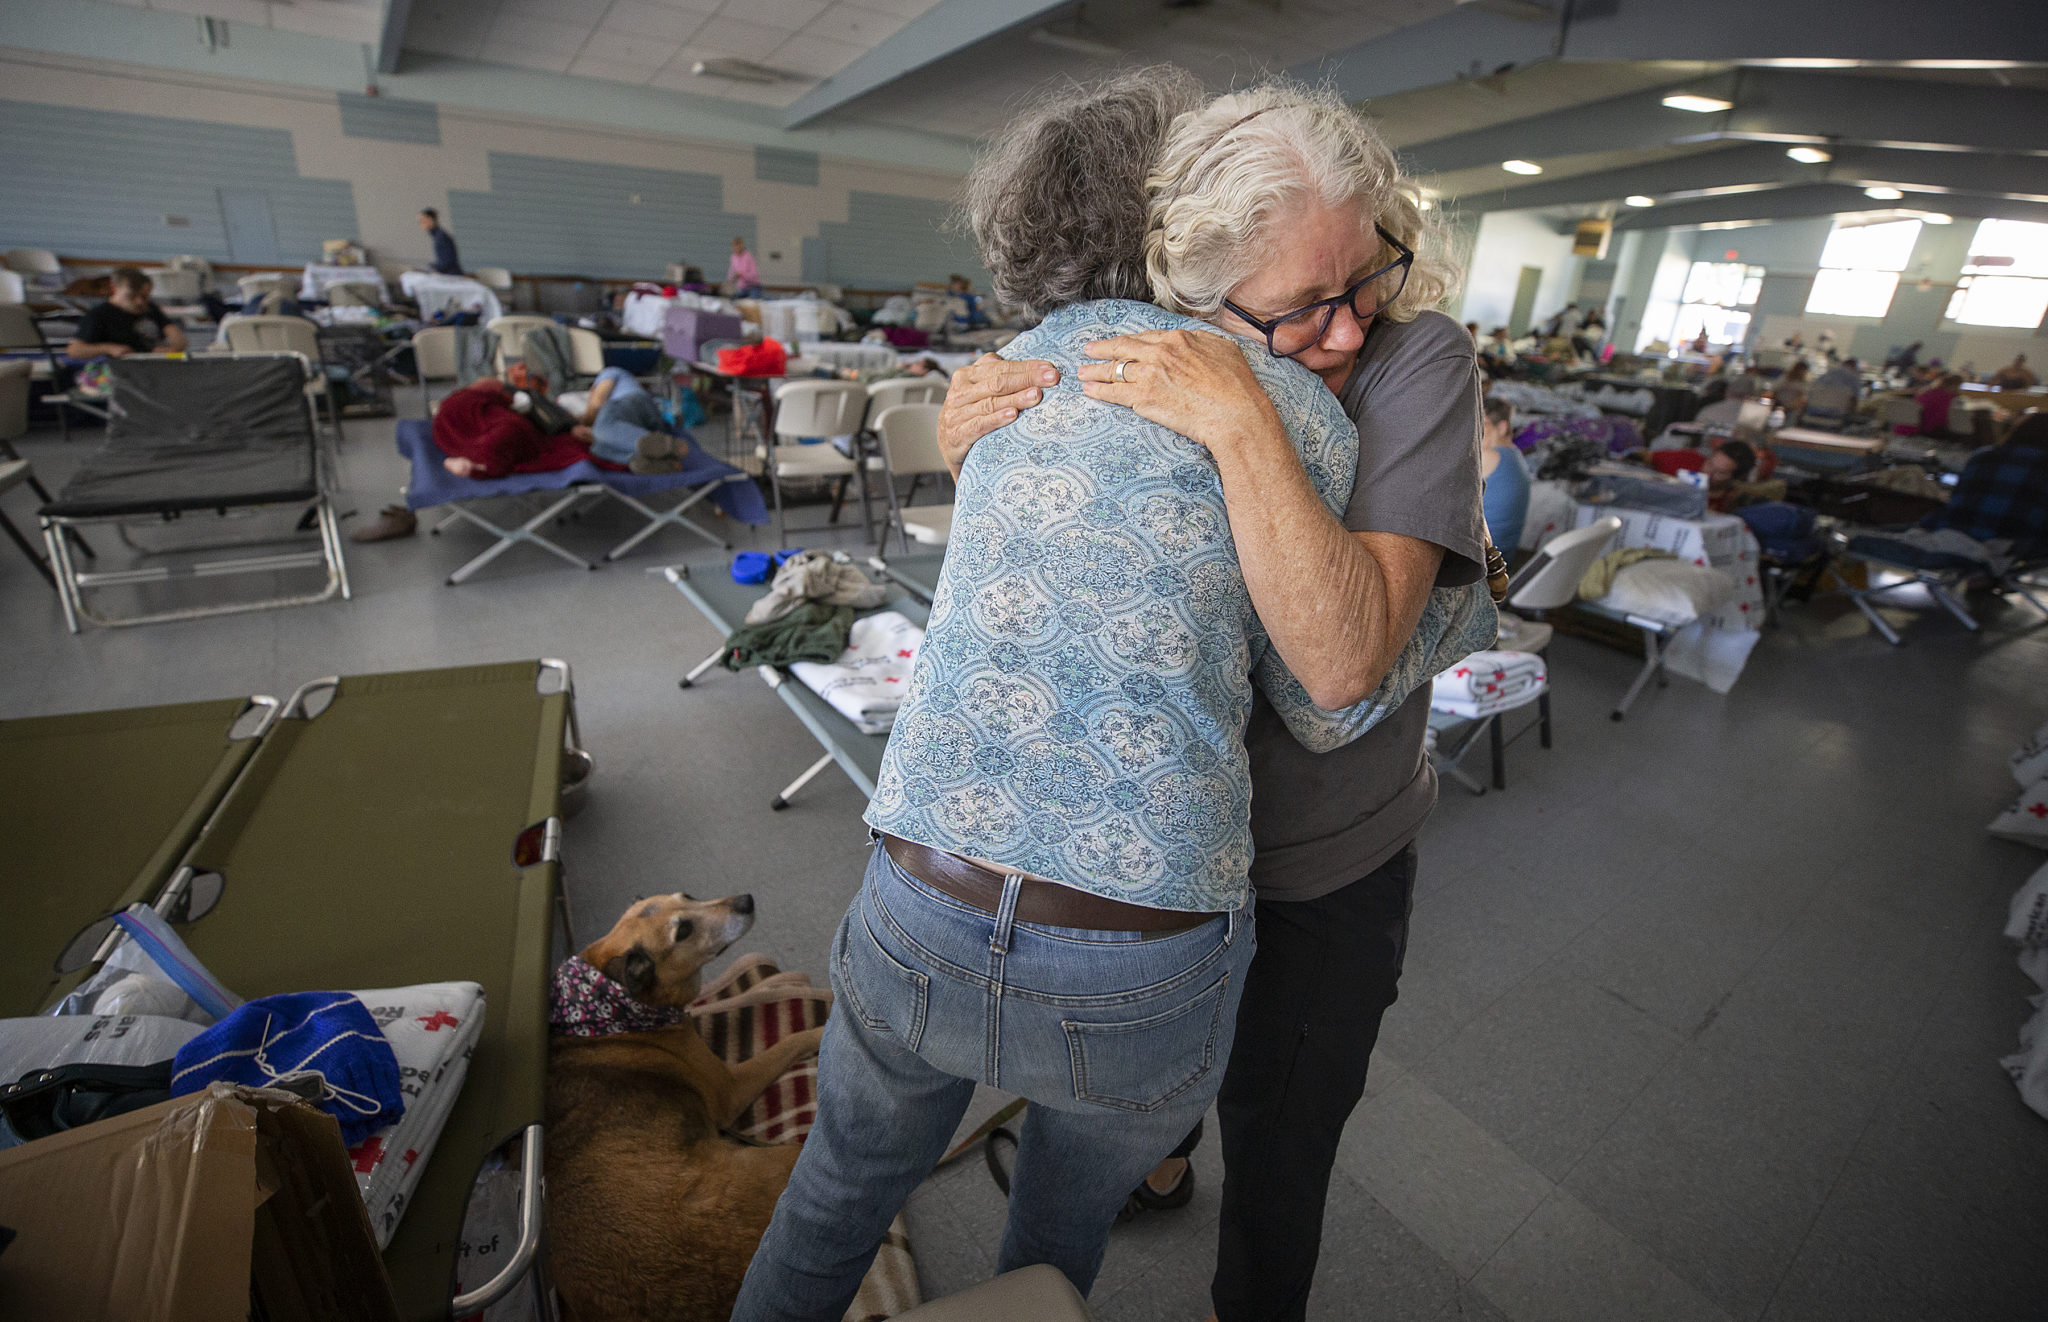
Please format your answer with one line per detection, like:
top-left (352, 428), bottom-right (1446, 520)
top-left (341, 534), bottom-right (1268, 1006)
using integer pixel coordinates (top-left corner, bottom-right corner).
top-left (1143, 82), bottom-right (1456, 324)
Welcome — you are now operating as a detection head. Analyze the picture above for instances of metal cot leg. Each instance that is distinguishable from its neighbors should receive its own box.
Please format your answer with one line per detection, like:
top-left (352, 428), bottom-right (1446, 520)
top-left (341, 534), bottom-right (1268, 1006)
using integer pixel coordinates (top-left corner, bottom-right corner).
top-left (679, 648), bottom-right (725, 688)
top-left (771, 752), bottom-right (836, 811)
top-left (1611, 624), bottom-right (1666, 720)
top-left (1927, 577), bottom-right (1980, 631)
top-left (41, 519), bottom-right (82, 633)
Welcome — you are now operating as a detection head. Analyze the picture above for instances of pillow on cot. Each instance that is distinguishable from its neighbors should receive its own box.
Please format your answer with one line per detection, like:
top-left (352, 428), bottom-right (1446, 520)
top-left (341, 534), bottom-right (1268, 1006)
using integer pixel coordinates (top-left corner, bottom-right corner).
top-left (2015, 719), bottom-right (2048, 789)
top-left (1602, 560), bottom-right (1735, 627)
top-left (1989, 776), bottom-right (2048, 852)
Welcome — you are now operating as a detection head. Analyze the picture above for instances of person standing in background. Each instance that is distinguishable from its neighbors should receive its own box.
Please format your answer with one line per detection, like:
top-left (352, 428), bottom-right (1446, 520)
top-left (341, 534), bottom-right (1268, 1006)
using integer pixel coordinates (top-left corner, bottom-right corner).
top-left (418, 209), bottom-right (461, 275)
top-left (1480, 395), bottom-right (1531, 555)
top-left (728, 237), bottom-right (762, 297)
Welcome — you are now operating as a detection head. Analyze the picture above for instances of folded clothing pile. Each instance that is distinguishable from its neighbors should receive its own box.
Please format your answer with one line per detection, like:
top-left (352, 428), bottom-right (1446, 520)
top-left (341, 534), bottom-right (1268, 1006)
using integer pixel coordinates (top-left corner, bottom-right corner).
top-left (790, 611), bottom-right (924, 734)
top-left (1430, 650), bottom-right (1547, 720)
top-left (345, 981), bottom-right (485, 1249)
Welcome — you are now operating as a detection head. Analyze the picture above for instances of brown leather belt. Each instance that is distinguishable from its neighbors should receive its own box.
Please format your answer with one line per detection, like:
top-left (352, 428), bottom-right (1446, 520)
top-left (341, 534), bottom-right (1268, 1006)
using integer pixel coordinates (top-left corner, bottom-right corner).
top-left (881, 835), bottom-right (1219, 935)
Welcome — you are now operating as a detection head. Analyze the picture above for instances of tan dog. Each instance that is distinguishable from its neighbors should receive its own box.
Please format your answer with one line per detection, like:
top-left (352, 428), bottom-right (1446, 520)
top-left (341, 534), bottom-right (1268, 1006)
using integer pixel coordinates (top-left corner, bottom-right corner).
top-left (545, 893), bottom-right (826, 1322)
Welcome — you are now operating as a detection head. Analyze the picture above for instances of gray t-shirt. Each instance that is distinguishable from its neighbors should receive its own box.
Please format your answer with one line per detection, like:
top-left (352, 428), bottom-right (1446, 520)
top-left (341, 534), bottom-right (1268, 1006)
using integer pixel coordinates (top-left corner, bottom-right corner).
top-left (1245, 309), bottom-right (1487, 901)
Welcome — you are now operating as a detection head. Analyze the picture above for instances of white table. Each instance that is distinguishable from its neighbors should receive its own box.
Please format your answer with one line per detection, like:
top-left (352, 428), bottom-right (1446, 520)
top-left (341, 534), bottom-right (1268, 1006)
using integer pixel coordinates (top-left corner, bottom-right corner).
top-left (398, 271), bottom-right (502, 324)
top-left (1552, 502), bottom-right (1766, 693)
top-left (299, 264), bottom-right (388, 303)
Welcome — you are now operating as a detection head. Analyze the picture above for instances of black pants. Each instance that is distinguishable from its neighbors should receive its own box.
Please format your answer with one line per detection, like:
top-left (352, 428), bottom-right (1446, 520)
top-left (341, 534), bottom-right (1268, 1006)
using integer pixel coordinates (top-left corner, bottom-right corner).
top-left (1185, 844), bottom-right (1419, 1322)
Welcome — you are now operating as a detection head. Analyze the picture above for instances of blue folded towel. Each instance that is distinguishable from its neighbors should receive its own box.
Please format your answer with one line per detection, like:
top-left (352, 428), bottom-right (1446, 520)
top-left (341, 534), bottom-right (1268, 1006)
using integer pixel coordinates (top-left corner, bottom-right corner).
top-left (171, 992), bottom-right (404, 1145)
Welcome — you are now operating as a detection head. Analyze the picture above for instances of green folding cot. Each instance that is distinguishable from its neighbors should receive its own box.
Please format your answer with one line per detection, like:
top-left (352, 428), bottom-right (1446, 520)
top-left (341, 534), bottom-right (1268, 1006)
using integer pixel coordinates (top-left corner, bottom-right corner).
top-left (158, 660), bottom-right (581, 1317)
top-left (0, 693), bottom-right (277, 1017)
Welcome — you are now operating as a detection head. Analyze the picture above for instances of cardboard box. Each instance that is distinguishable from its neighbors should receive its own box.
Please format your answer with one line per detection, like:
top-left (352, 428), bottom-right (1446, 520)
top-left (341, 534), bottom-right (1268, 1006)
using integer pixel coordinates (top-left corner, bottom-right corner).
top-left (0, 1084), bottom-right (398, 1322)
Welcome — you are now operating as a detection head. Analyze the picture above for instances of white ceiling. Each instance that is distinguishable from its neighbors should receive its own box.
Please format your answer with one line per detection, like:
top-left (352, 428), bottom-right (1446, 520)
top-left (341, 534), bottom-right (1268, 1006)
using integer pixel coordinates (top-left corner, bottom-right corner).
top-left (403, 0), bottom-right (945, 108)
top-left (103, 0), bottom-right (386, 44)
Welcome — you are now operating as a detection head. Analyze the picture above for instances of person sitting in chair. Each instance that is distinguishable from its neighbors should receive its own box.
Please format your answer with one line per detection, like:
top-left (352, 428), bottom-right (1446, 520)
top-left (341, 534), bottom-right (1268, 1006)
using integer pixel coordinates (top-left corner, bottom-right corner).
top-left (1932, 413), bottom-right (2048, 563)
top-left (66, 267), bottom-right (187, 360)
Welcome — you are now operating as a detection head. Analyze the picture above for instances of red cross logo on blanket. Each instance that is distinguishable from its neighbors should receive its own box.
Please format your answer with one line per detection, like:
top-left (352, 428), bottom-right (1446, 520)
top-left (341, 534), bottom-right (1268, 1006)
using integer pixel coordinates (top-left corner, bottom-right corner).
top-left (351, 1136), bottom-right (385, 1173)
top-left (1454, 667), bottom-right (1471, 678)
top-left (897, 649), bottom-right (914, 658)
top-left (418, 1010), bottom-right (460, 1031)
top-left (1493, 669), bottom-right (1506, 680)
top-left (885, 676), bottom-right (900, 683)
top-left (2030, 802), bottom-right (2048, 819)
top-left (404, 1148), bottom-right (421, 1168)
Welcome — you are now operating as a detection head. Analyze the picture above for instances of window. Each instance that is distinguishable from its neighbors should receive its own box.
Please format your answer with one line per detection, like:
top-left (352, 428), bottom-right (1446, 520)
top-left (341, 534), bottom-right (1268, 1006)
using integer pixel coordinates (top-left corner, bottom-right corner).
top-left (1804, 218), bottom-right (1921, 318)
top-left (1944, 219), bottom-right (2048, 329)
top-left (1674, 260), bottom-right (1765, 346)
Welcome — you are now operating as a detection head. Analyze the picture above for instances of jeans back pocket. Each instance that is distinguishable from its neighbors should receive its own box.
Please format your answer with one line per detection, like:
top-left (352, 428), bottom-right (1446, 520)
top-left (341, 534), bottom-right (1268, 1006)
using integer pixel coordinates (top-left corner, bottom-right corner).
top-left (836, 908), bottom-right (931, 1053)
top-left (1063, 972), bottom-right (1231, 1113)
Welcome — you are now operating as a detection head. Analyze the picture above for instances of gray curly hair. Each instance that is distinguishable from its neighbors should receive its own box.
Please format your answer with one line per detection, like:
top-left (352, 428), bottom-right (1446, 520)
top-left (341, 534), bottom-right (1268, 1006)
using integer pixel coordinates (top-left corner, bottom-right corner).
top-left (1144, 81), bottom-right (1457, 324)
top-left (962, 66), bottom-right (1206, 319)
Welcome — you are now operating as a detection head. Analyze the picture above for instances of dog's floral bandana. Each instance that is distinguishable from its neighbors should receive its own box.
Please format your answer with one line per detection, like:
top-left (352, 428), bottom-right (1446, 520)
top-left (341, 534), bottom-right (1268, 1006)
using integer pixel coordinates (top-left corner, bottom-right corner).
top-left (549, 955), bottom-right (694, 1037)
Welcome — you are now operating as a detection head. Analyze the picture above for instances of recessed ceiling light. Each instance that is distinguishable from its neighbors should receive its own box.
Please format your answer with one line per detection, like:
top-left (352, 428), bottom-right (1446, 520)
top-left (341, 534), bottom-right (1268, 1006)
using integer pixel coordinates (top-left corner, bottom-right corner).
top-left (1624, 195), bottom-right (1655, 207)
top-left (1502, 159), bottom-right (1542, 175)
top-left (1865, 186), bottom-right (1905, 200)
top-left (1919, 212), bottom-right (1953, 224)
top-left (1785, 146), bottom-right (1832, 164)
top-left (1662, 94), bottom-right (1733, 113)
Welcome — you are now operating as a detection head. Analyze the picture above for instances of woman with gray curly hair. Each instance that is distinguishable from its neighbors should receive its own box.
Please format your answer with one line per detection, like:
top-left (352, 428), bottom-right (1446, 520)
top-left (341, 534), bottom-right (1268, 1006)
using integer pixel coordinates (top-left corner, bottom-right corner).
top-left (731, 69), bottom-right (1490, 1322)
top-left (939, 81), bottom-right (1490, 1322)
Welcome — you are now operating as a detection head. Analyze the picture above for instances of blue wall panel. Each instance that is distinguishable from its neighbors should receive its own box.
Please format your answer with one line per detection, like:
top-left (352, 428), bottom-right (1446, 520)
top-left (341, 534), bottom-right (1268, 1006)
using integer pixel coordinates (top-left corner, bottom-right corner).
top-left (446, 151), bottom-right (755, 279)
top-left (0, 98), bottom-right (357, 263)
top-left (755, 146), bottom-right (818, 187)
top-left (812, 191), bottom-right (988, 291)
top-left (337, 92), bottom-right (441, 145)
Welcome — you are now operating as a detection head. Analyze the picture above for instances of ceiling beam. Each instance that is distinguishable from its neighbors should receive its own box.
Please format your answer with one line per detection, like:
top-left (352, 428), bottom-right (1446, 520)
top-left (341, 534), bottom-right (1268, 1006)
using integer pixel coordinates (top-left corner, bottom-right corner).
top-left (783, 0), bottom-right (1069, 129)
top-left (1460, 143), bottom-right (2048, 211)
top-left (1299, 0), bottom-right (2048, 101)
top-left (1404, 69), bottom-right (2048, 177)
top-left (374, 0), bottom-right (411, 76)
top-left (1608, 183), bottom-right (2048, 231)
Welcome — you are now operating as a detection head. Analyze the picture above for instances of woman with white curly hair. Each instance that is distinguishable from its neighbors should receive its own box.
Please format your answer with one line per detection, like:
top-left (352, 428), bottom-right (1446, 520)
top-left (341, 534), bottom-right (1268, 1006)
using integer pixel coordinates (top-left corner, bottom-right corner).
top-left (938, 81), bottom-right (1490, 1322)
top-left (732, 70), bottom-right (1490, 1322)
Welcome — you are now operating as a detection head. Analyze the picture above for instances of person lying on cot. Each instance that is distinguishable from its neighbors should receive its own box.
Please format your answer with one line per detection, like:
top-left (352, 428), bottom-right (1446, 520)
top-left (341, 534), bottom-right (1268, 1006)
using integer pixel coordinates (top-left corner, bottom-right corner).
top-left (574, 366), bottom-right (698, 474)
top-left (433, 376), bottom-right (619, 480)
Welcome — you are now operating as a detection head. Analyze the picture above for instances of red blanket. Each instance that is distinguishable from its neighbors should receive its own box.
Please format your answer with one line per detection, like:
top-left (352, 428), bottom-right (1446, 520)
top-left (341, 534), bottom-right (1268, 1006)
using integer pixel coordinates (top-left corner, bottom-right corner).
top-left (431, 382), bottom-right (624, 479)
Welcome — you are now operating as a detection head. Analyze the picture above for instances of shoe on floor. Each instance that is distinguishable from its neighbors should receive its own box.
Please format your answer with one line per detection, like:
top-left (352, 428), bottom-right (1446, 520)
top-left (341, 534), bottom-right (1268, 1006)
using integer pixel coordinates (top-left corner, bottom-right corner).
top-left (629, 454), bottom-right (683, 475)
top-left (1120, 1160), bottom-right (1195, 1222)
top-left (350, 505), bottom-right (417, 543)
top-left (635, 432), bottom-right (679, 461)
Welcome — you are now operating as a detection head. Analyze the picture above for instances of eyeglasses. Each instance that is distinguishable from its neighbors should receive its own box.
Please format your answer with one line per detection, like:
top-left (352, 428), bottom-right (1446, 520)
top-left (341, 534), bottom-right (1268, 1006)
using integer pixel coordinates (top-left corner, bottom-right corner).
top-left (1223, 225), bottom-right (1414, 360)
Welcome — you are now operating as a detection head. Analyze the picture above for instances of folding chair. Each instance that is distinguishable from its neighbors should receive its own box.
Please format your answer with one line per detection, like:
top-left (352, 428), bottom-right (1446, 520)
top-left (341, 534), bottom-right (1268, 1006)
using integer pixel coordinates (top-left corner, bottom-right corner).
top-left (486, 315), bottom-right (559, 369)
top-left (473, 266), bottom-right (515, 296)
top-left (873, 401), bottom-right (951, 552)
top-left (760, 379), bottom-right (879, 546)
top-left (1507, 516), bottom-right (1648, 718)
top-left (0, 303), bottom-right (90, 440)
top-left (410, 324), bottom-right (461, 413)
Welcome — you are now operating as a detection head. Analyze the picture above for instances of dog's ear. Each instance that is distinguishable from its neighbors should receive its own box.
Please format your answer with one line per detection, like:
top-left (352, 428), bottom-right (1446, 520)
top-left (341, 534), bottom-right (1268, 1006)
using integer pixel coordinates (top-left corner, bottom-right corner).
top-left (601, 945), bottom-right (659, 999)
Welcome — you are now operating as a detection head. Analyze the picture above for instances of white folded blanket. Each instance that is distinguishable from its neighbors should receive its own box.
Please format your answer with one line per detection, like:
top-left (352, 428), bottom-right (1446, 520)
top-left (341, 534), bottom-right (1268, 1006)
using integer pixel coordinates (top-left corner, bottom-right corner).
top-left (791, 611), bottom-right (924, 734)
top-left (345, 981), bottom-right (486, 1248)
top-left (1431, 650), bottom-right (1548, 719)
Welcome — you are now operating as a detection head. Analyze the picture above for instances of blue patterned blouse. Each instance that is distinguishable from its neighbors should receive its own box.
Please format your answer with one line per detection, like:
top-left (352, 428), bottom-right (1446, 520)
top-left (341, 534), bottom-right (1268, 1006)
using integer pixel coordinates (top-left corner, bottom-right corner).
top-left (865, 300), bottom-right (1494, 912)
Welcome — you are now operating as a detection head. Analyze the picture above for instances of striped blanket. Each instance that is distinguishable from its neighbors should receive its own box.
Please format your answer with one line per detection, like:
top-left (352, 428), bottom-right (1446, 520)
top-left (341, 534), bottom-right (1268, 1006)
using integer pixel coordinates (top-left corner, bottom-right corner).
top-left (687, 954), bottom-right (919, 1322)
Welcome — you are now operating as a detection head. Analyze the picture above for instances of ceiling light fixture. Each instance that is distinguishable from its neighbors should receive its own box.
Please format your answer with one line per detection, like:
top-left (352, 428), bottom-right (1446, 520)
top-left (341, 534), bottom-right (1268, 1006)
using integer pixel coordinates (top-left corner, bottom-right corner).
top-left (691, 58), bottom-right (792, 84)
top-left (1502, 159), bottom-right (1542, 175)
top-left (1661, 94), bottom-right (1732, 113)
top-left (1785, 146), bottom-right (1832, 164)
top-left (1028, 28), bottom-right (1124, 58)
top-left (1864, 186), bottom-right (1905, 200)
top-left (1624, 195), bottom-right (1655, 207)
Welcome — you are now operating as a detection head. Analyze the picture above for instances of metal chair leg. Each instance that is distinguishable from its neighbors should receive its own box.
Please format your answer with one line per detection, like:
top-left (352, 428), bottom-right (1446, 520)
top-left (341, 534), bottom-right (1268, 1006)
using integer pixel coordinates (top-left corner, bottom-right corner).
top-left (1, 507), bottom-right (54, 585)
top-left (1611, 625), bottom-right (1665, 720)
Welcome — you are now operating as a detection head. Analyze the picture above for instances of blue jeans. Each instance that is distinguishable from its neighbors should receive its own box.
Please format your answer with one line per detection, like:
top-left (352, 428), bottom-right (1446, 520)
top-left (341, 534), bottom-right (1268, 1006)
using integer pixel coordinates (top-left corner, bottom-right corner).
top-left (585, 367), bottom-right (663, 464)
top-left (731, 842), bottom-right (1253, 1322)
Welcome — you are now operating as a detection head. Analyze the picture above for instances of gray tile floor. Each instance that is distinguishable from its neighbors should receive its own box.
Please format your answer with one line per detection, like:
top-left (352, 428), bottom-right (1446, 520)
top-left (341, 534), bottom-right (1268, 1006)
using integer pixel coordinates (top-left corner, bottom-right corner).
top-left (5, 405), bottom-right (2047, 1322)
